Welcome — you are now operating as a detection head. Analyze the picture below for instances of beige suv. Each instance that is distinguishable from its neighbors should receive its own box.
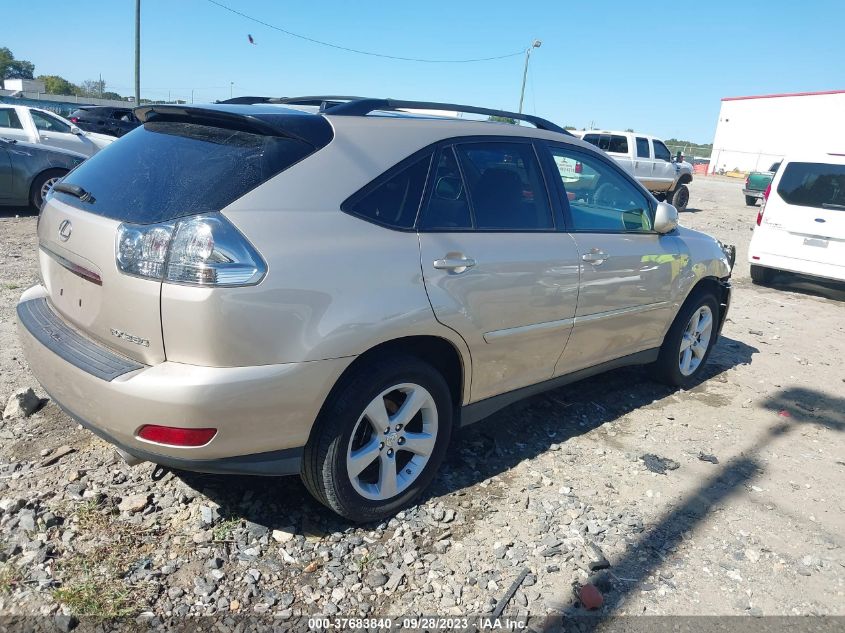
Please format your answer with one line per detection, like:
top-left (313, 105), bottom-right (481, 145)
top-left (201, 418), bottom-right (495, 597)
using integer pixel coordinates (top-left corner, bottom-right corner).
top-left (17, 97), bottom-right (733, 521)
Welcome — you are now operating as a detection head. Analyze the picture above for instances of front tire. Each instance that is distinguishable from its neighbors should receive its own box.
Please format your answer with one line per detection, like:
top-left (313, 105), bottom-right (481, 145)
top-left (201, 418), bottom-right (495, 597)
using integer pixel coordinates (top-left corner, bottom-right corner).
top-left (301, 355), bottom-right (453, 522)
top-left (667, 184), bottom-right (690, 211)
top-left (750, 264), bottom-right (774, 285)
top-left (655, 291), bottom-right (719, 387)
top-left (30, 169), bottom-right (67, 209)
top-left (745, 195), bottom-right (758, 206)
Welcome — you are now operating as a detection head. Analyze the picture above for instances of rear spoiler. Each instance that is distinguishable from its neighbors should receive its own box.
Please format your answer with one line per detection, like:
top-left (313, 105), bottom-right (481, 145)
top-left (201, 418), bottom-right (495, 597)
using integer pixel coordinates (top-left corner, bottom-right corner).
top-left (133, 105), bottom-right (333, 148)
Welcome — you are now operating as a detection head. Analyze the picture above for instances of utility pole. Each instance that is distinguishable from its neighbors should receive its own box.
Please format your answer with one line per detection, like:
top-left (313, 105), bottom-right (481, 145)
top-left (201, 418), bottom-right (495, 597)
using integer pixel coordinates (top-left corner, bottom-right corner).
top-left (134, 0), bottom-right (141, 104)
top-left (518, 39), bottom-right (541, 114)
top-left (230, 82), bottom-right (234, 99)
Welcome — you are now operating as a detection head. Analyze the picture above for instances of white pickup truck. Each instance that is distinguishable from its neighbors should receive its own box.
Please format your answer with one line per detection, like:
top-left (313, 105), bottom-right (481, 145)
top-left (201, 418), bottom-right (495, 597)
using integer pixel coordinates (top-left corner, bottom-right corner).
top-left (574, 130), bottom-right (694, 211)
top-left (0, 104), bottom-right (114, 157)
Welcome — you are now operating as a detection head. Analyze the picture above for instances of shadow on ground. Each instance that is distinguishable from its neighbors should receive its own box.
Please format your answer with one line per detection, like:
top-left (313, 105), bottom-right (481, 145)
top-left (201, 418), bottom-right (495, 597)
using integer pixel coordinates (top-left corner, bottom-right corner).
top-left (0, 205), bottom-right (37, 219)
top-left (536, 386), bottom-right (844, 631)
top-left (758, 271), bottom-right (845, 303)
top-left (177, 335), bottom-right (759, 535)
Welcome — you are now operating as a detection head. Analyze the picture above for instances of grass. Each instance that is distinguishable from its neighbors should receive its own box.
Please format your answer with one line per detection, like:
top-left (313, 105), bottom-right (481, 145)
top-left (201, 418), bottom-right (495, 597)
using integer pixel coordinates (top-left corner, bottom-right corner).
top-left (0, 563), bottom-right (24, 594)
top-left (51, 499), bottom-right (158, 617)
top-left (212, 516), bottom-right (243, 541)
top-left (1, 282), bottom-right (21, 290)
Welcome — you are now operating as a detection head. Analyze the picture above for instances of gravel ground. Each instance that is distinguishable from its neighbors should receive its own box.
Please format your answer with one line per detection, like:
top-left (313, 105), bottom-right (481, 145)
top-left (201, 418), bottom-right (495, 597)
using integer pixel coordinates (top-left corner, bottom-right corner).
top-left (0, 177), bottom-right (843, 625)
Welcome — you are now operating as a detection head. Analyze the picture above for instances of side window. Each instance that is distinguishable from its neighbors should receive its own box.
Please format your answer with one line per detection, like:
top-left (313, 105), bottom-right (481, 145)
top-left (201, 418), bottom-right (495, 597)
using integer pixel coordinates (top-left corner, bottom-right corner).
top-left (420, 147), bottom-right (472, 230)
top-left (31, 110), bottom-right (71, 133)
top-left (0, 108), bottom-right (23, 129)
top-left (653, 140), bottom-right (671, 162)
top-left (548, 146), bottom-right (653, 232)
top-left (608, 135), bottom-right (629, 154)
top-left (583, 133), bottom-right (601, 148)
top-left (343, 153), bottom-right (432, 229)
top-left (454, 142), bottom-right (552, 230)
top-left (636, 137), bottom-right (650, 158)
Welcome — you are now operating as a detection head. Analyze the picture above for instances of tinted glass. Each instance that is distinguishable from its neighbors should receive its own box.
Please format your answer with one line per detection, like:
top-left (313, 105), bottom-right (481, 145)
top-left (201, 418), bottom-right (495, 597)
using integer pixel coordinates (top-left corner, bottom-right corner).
top-left (777, 162), bottom-right (845, 210)
top-left (583, 133), bottom-right (602, 148)
top-left (549, 147), bottom-right (652, 232)
top-left (56, 121), bottom-right (315, 223)
top-left (636, 137), bottom-right (650, 158)
top-left (455, 142), bottom-right (552, 230)
top-left (345, 153), bottom-right (431, 229)
top-left (0, 108), bottom-right (23, 129)
top-left (769, 161), bottom-right (781, 172)
top-left (420, 147), bottom-right (472, 230)
top-left (653, 140), bottom-right (671, 161)
top-left (31, 111), bottom-right (71, 133)
top-left (608, 135), bottom-right (629, 154)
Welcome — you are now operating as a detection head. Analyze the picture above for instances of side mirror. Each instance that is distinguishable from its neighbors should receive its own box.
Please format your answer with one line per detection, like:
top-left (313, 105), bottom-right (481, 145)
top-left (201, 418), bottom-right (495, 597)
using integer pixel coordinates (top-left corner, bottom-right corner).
top-left (435, 176), bottom-right (463, 201)
top-left (70, 125), bottom-right (82, 135)
top-left (654, 201), bottom-right (679, 234)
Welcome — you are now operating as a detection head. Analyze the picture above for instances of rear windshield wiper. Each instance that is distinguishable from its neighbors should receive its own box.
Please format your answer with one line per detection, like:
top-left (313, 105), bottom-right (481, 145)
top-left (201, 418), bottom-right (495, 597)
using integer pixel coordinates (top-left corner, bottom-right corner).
top-left (52, 182), bottom-right (95, 203)
top-left (822, 202), bottom-right (845, 210)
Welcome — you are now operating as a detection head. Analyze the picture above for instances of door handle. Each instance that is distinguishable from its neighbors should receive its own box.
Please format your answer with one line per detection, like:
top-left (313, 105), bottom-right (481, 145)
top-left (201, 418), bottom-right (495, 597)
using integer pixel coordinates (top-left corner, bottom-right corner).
top-left (581, 250), bottom-right (609, 265)
top-left (433, 256), bottom-right (476, 272)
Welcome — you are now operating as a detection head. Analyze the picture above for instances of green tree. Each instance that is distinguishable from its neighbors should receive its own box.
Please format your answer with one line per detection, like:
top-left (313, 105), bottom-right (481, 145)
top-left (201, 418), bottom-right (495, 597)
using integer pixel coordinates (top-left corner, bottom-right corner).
top-left (0, 47), bottom-right (35, 81)
top-left (488, 115), bottom-right (516, 125)
top-left (564, 125), bottom-right (576, 130)
top-left (625, 128), bottom-right (635, 132)
top-left (80, 78), bottom-right (106, 98)
top-left (101, 91), bottom-right (124, 101)
top-left (38, 75), bottom-right (81, 96)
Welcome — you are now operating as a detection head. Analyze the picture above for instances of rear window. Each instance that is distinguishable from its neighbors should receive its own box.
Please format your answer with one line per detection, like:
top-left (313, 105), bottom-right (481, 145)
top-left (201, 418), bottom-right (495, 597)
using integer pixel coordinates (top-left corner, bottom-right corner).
top-left (777, 162), bottom-right (845, 210)
top-left (55, 121), bottom-right (317, 223)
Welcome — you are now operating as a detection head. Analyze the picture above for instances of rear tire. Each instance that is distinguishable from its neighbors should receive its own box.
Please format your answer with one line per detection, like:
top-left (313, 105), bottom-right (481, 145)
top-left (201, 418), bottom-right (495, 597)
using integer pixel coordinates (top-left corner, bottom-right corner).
top-left (655, 290), bottom-right (719, 387)
top-left (745, 195), bottom-right (758, 206)
top-left (667, 184), bottom-right (690, 211)
top-left (30, 169), bottom-right (67, 209)
top-left (750, 264), bottom-right (774, 285)
top-left (301, 355), bottom-right (452, 522)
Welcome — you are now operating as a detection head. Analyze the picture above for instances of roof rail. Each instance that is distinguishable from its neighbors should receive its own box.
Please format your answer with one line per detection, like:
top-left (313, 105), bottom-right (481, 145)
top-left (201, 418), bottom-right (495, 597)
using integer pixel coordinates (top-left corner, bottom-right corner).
top-left (218, 95), bottom-right (570, 135)
top-left (327, 98), bottom-right (571, 135)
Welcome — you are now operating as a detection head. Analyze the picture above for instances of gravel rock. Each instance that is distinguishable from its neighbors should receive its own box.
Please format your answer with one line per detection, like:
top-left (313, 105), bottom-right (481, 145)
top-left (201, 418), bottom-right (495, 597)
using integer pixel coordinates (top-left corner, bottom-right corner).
top-left (118, 494), bottom-right (150, 514)
top-left (3, 387), bottom-right (42, 419)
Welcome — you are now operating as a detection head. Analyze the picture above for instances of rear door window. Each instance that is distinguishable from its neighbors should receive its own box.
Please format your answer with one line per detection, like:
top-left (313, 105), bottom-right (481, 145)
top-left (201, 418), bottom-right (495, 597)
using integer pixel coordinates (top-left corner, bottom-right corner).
top-left (56, 121), bottom-right (318, 223)
top-left (343, 153), bottom-right (432, 229)
top-left (777, 162), bottom-right (845, 210)
top-left (419, 147), bottom-right (473, 230)
top-left (454, 141), bottom-right (553, 230)
top-left (31, 110), bottom-right (71, 133)
top-left (636, 137), bottom-right (650, 158)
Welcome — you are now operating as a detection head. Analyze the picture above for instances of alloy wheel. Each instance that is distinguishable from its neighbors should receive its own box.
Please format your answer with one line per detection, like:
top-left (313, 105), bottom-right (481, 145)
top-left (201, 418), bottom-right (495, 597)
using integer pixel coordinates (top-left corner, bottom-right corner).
top-left (346, 383), bottom-right (438, 501)
top-left (40, 177), bottom-right (61, 203)
top-left (678, 305), bottom-right (713, 376)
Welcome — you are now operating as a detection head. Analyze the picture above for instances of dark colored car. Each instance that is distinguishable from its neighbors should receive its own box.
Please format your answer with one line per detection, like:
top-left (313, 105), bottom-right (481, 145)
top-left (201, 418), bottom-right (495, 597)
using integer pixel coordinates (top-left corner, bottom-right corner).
top-left (0, 137), bottom-right (86, 208)
top-left (68, 106), bottom-right (140, 138)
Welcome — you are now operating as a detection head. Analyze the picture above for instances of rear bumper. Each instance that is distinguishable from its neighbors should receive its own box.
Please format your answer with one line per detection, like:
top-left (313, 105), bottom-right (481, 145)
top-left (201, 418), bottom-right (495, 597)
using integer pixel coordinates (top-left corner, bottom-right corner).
top-left (748, 253), bottom-right (845, 283)
top-left (16, 286), bottom-right (354, 475)
top-left (742, 189), bottom-right (765, 198)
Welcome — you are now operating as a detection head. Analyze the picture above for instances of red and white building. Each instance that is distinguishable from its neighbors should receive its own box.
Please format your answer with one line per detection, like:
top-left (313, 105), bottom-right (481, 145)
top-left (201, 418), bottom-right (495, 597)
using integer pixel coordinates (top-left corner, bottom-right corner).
top-left (708, 89), bottom-right (845, 174)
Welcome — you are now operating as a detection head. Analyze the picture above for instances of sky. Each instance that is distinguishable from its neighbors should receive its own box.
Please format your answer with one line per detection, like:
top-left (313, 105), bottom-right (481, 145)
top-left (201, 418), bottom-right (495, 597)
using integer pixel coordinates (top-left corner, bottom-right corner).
top-left (3, 0), bottom-right (844, 143)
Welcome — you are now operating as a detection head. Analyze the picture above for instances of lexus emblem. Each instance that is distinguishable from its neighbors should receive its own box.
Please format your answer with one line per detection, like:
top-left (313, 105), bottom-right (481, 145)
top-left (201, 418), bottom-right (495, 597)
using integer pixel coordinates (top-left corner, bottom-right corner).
top-left (58, 219), bottom-right (72, 242)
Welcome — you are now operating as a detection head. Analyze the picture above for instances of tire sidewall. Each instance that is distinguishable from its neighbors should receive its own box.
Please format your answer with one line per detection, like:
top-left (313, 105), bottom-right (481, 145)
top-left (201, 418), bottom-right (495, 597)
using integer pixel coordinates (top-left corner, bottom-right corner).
top-left (672, 184), bottom-right (690, 211)
top-left (659, 292), bottom-right (719, 386)
top-left (318, 358), bottom-right (452, 522)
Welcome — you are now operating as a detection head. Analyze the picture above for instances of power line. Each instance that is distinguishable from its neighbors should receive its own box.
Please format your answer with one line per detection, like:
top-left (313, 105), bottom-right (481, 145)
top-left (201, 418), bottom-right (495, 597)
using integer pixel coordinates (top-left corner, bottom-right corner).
top-left (206, 0), bottom-right (525, 63)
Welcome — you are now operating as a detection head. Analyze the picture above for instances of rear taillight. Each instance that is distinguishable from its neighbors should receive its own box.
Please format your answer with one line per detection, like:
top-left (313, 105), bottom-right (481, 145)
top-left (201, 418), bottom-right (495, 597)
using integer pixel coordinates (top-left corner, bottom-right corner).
top-left (745, 176), bottom-right (749, 188)
top-left (137, 425), bottom-right (217, 447)
top-left (575, 162), bottom-right (583, 174)
top-left (116, 213), bottom-right (266, 286)
top-left (756, 183), bottom-right (772, 226)
top-left (69, 117), bottom-right (79, 123)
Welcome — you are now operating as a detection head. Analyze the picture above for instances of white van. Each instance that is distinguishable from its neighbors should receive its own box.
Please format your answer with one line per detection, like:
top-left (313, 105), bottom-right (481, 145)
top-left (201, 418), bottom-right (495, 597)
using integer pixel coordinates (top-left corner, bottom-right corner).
top-left (749, 153), bottom-right (845, 284)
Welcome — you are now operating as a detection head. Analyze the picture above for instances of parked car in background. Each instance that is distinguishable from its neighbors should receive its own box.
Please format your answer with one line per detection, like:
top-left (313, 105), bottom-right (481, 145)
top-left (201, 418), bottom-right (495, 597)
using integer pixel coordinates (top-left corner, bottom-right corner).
top-left (69, 106), bottom-right (140, 138)
top-left (17, 97), bottom-right (733, 521)
top-left (0, 105), bottom-right (114, 157)
top-left (0, 137), bottom-right (85, 208)
top-left (749, 153), bottom-right (844, 284)
top-left (743, 161), bottom-right (780, 206)
top-left (574, 130), bottom-right (694, 211)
